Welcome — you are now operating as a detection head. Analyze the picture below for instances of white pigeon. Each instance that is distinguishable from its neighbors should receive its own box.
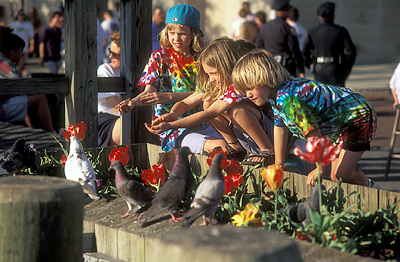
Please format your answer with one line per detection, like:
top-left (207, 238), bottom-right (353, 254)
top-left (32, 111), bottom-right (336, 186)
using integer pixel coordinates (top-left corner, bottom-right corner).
top-left (65, 135), bottom-right (100, 200)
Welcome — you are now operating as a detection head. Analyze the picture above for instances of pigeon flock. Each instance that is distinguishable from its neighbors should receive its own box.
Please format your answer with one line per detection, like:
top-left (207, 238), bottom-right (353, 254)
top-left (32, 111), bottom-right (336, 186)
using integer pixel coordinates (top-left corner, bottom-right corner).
top-left (0, 138), bottom-right (37, 176)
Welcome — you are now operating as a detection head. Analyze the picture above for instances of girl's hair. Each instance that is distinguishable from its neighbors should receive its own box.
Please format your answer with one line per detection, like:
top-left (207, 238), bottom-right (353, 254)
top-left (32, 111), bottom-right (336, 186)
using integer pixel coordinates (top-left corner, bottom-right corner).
top-left (159, 24), bottom-right (204, 53)
top-left (232, 49), bottom-right (292, 95)
top-left (197, 37), bottom-right (253, 98)
top-left (110, 31), bottom-right (121, 47)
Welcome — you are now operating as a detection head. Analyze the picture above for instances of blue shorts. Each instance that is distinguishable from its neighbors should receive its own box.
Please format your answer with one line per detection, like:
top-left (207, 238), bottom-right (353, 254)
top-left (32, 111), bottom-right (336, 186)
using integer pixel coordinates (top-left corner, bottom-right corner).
top-left (231, 110), bottom-right (274, 154)
top-left (177, 124), bottom-right (224, 154)
top-left (0, 95), bottom-right (28, 123)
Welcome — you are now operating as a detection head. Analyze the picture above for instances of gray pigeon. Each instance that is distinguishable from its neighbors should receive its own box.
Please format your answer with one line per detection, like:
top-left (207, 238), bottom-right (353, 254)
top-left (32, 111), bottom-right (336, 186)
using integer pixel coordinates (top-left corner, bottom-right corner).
top-left (288, 184), bottom-right (326, 227)
top-left (65, 135), bottom-right (100, 200)
top-left (109, 160), bottom-right (155, 219)
top-left (140, 147), bottom-right (193, 226)
top-left (183, 153), bottom-right (225, 227)
top-left (0, 138), bottom-right (37, 175)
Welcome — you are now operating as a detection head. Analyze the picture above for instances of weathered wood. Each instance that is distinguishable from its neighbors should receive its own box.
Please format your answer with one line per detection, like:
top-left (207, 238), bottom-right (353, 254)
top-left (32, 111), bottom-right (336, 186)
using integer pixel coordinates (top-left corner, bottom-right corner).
top-left (0, 77), bottom-right (125, 95)
top-left (98, 77), bottom-right (126, 92)
top-left (65, 0), bottom-right (98, 148)
top-left (0, 78), bottom-right (69, 94)
top-left (0, 176), bottom-right (84, 262)
top-left (120, 0), bottom-right (153, 144)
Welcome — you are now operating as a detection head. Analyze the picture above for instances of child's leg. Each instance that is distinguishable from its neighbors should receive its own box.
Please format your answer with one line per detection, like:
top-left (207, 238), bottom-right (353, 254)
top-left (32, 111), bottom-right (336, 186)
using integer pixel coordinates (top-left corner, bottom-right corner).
top-left (330, 149), bottom-right (368, 186)
top-left (108, 117), bottom-right (121, 146)
top-left (306, 149), bottom-right (368, 186)
top-left (203, 97), bottom-right (245, 154)
top-left (229, 102), bottom-right (273, 153)
top-left (27, 94), bottom-right (54, 132)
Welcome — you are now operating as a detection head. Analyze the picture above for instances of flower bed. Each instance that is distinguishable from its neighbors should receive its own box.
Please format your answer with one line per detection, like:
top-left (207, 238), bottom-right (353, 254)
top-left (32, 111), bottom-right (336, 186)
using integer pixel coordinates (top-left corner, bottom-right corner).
top-left (32, 123), bottom-right (400, 261)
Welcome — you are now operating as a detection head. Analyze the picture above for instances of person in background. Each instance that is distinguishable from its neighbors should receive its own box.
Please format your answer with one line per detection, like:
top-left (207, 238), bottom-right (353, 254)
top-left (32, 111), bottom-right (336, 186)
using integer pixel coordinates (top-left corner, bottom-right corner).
top-left (117, 4), bottom-right (227, 154)
top-left (152, 6), bottom-right (165, 52)
top-left (303, 2), bottom-right (356, 87)
top-left (389, 63), bottom-right (400, 110)
top-left (234, 1), bottom-right (256, 22)
top-left (97, 18), bottom-right (106, 67)
top-left (97, 32), bottom-right (122, 147)
top-left (101, 10), bottom-right (120, 57)
top-left (238, 21), bottom-right (259, 44)
top-left (29, 7), bottom-right (42, 58)
top-left (39, 11), bottom-right (63, 74)
top-left (255, 0), bottom-right (304, 77)
top-left (255, 10), bottom-right (267, 29)
top-left (10, 9), bottom-right (34, 72)
top-left (230, 8), bottom-right (247, 40)
top-left (0, 29), bottom-right (54, 132)
top-left (286, 6), bottom-right (307, 51)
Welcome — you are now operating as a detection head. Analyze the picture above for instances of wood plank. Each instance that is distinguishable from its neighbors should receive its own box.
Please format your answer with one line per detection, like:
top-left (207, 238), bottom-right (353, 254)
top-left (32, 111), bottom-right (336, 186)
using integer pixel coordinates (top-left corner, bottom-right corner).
top-left (0, 77), bottom-right (126, 94)
top-left (0, 78), bottom-right (69, 94)
top-left (65, 0), bottom-right (98, 148)
top-left (98, 77), bottom-right (125, 93)
top-left (120, 0), bottom-right (153, 144)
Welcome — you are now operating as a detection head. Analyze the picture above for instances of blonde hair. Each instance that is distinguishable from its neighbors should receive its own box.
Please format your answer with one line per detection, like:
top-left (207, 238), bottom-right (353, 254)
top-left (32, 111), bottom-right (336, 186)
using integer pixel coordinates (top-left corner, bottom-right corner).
top-left (159, 24), bottom-right (204, 54)
top-left (197, 37), bottom-right (246, 98)
top-left (110, 31), bottom-right (121, 47)
top-left (232, 49), bottom-right (292, 95)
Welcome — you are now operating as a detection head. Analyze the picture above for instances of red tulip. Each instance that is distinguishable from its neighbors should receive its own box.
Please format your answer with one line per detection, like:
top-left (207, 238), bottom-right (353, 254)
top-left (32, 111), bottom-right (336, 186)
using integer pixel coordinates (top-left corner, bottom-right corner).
top-left (61, 121), bottom-right (87, 141)
top-left (293, 137), bottom-right (341, 166)
top-left (141, 163), bottom-right (166, 188)
top-left (61, 154), bottom-right (67, 167)
top-left (109, 146), bottom-right (130, 166)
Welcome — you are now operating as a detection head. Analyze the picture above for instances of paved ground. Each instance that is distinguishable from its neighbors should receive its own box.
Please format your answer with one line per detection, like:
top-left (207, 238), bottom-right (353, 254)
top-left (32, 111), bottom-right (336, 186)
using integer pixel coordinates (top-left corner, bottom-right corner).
top-left (22, 58), bottom-right (400, 192)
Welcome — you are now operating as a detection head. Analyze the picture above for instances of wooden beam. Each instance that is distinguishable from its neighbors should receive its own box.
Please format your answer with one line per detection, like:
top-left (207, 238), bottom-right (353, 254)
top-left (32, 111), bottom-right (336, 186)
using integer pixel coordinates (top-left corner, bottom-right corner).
top-left (0, 77), bottom-right (125, 94)
top-left (0, 78), bottom-right (69, 94)
top-left (65, 0), bottom-right (98, 148)
top-left (120, 0), bottom-right (153, 144)
top-left (98, 77), bottom-right (125, 93)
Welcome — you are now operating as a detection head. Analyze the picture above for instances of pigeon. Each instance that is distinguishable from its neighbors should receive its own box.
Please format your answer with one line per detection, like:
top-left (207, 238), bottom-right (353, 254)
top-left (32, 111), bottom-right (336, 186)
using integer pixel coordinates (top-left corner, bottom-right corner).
top-left (140, 146), bottom-right (193, 226)
top-left (0, 138), bottom-right (37, 175)
top-left (109, 160), bottom-right (155, 219)
top-left (64, 135), bottom-right (100, 200)
top-left (288, 184), bottom-right (326, 228)
top-left (183, 152), bottom-right (225, 227)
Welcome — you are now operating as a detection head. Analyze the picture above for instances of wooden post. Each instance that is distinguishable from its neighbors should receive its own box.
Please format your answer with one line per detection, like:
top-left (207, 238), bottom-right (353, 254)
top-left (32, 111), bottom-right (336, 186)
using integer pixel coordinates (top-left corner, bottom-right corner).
top-left (64, 0), bottom-right (98, 148)
top-left (120, 0), bottom-right (154, 144)
top-left (0, 176), bottom-right (84, 261)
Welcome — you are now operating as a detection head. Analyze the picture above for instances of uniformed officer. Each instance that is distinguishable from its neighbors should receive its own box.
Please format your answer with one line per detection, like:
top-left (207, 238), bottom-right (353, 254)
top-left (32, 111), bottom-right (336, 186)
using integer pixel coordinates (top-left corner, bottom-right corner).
top-left (255, 0), bottom-right (304, 77)
top-left (303, 2), bottom-right (357, 87)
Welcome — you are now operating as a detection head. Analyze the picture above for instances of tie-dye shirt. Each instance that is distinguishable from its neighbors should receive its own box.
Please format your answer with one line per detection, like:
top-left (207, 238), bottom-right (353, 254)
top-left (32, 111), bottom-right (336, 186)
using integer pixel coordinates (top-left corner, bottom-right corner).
top-left (138, 48), bottom-right (207, 151)
top-left (271, 77), bottom-right (376, 144)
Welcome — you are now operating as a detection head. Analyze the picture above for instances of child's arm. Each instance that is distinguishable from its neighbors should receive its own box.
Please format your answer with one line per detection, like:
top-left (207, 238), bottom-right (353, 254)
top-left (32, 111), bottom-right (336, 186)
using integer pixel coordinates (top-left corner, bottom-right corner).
top-left (146, 99), bottom-right (233, 134)
top-left (140, 90), bottom-right (194, 105)
top-left (152, 92), bottom-right (204, 125)
top-left (274, 125), bottom-right (288, 167)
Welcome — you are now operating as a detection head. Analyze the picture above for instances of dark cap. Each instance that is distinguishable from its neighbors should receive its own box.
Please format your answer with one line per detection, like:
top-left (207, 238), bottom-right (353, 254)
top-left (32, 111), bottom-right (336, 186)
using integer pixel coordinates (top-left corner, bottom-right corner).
top-left (272, 0), bottom-right (291, 11)
top-left (317, 2), bottom-right (335, 18)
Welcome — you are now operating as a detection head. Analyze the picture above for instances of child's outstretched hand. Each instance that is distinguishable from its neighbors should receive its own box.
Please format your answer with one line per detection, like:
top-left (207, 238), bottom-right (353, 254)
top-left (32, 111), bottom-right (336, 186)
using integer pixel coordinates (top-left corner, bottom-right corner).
top-left (145, 121), bottom-right (171, 135)
top-left (115, 99), bottom-right (135, 114)
top-left (151, 112), bottom-right (178, 126)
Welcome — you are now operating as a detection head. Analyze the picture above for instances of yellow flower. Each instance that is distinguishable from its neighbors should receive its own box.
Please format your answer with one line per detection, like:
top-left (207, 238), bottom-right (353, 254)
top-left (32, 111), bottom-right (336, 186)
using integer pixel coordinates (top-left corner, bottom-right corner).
top-left (261, 164), bottom-right (284, 191)
top-left (231, 203), bottom-right (262, 227)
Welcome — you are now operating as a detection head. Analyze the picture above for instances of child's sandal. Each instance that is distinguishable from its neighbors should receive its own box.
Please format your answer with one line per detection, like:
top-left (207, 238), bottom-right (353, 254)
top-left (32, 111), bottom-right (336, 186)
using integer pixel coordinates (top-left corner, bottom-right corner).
top-left (226, 145), bottom-right (247, 162)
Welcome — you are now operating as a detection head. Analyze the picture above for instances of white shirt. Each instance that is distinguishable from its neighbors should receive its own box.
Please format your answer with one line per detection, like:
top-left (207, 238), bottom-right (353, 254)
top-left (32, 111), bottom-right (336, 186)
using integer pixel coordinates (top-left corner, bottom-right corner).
top-left (287, 20), bottom-right (307, 51)
top-left (97, 63), bottom-right (121, 116)
top-left (10, 21), bottom-right (34, 53)
top-left (390, 63), bottom-right (400, 103)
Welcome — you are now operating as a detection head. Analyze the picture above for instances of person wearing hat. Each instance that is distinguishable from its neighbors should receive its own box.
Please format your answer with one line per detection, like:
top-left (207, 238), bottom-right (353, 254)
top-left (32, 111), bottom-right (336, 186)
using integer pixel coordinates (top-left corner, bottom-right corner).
top-left (303, 2), bottom-right (357, 87)
top-left (254, 0), bottom-right (305, 77)
top-left (116, 4), bottom-right (228, 154)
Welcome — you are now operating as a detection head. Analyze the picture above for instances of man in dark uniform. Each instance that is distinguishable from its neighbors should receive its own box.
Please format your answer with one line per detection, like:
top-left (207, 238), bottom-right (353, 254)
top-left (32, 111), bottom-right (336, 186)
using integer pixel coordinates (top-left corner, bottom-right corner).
top-left (255, 0), bottom-right (304, 77)
top-left (303, 2), bottom-right (357, 87)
